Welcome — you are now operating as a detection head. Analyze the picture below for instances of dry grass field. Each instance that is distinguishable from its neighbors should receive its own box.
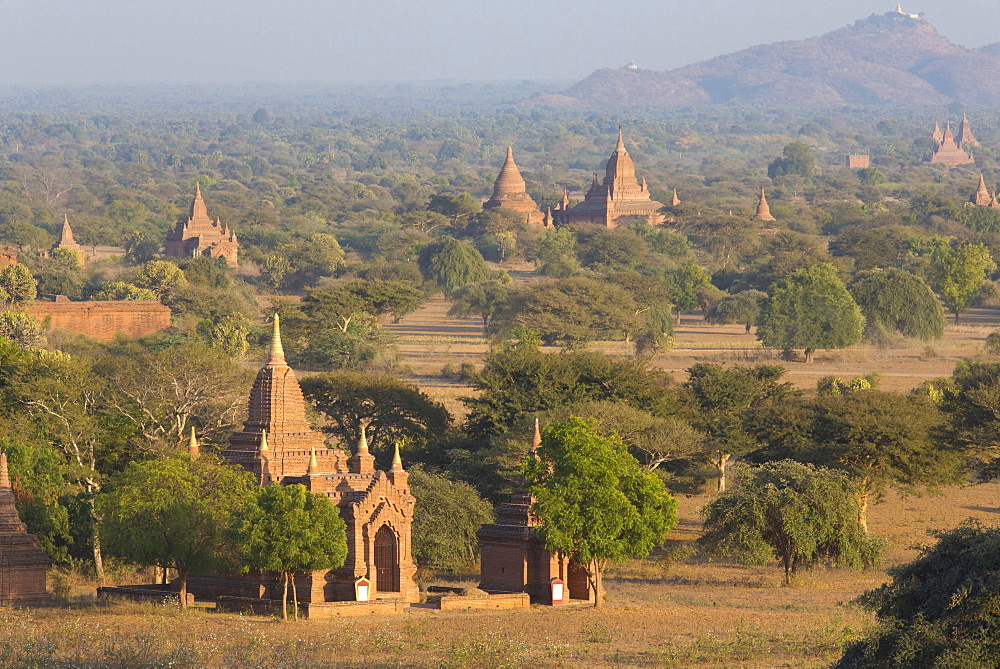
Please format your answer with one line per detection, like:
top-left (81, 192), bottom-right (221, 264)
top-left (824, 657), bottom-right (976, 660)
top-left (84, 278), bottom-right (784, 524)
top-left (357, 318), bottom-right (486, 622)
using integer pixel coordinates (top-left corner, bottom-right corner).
top-left (8, 481), bottom-right (1000, 668)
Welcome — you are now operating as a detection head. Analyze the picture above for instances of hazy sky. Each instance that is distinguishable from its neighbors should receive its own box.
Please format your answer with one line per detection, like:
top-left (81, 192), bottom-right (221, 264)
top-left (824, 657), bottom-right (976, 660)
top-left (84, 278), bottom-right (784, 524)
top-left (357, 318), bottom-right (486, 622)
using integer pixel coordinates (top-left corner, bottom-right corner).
top-left (2, 1), bottom-right (999, 84)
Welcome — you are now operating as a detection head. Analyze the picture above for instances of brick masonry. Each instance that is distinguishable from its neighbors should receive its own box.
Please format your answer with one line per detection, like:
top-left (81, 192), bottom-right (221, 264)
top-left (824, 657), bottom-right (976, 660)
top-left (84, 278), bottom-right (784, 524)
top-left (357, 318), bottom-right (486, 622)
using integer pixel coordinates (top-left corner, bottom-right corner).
top-left (29, 299), bottom-right (172, 342)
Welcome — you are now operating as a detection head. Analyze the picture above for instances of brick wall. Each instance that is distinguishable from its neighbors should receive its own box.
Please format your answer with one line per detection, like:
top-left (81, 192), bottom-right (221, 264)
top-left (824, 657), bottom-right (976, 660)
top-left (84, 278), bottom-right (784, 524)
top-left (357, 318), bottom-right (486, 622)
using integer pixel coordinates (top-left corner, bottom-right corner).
top-left (29, 300), bottom-right (171, 341)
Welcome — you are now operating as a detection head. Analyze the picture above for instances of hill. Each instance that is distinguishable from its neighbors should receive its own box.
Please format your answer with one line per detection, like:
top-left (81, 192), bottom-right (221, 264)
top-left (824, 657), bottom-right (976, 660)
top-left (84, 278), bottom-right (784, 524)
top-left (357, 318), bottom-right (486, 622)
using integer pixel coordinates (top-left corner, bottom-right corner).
top-left (541, 10), bottom-right (1000, 106)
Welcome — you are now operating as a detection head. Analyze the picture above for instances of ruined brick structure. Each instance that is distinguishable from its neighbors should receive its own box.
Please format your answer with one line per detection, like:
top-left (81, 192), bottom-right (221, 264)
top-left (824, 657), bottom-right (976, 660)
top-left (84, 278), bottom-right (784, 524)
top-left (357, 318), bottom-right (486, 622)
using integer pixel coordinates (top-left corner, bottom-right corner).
top-left (164, 185), bottom-right (238, 268)
top-left (477, 421), bottom-right (593, 604)
top-left (846, 154), bottom-right (870, 168)
top-left (0, 453), bottom-right (51, 604)
top-left (29, 297), bottom-right (172, 341)
top-left (957, 114), bottom-right (980, 148)
top-left (552, 128), bottom-right (665, 228)
top-left (483, 147), bottom-right (546, 226)
top-left (969, 175), bottom-right (1000, 208)
top-left (928, 121), bottom-right (974, 166)
top-left (196, 315), bottom-right (418, 603)
top-left (753, 186), bottom-right (776, 222)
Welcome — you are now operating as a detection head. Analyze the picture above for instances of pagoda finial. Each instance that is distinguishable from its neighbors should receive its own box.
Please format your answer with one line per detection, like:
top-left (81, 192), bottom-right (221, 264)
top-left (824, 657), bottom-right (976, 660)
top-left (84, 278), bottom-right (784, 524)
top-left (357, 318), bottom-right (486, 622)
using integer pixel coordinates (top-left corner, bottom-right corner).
top-left (188, 426), bottom-right (200, 461)
top-left (259, 428), bottom-right (269, 453)
top-left (532, 418), bottom-right (541, 449)
top-left (616, 126), bottom-right (625, 151)
top-left (267, 314), bottom-right (286, 365)
top-left (195, 182), bottom-right (202, 198)
top-left (308, 445), bottom-right (319, 475)
top-left (506, 145), bottom-right (514, 160)
top-left (358, 423), bottom-right (370, 454)
top-left (391, 441), bottom-right (403, 471)
top-left (0, 452), bottom-right (9, 489)
top-left (671, 187), bottom-right (681, 207)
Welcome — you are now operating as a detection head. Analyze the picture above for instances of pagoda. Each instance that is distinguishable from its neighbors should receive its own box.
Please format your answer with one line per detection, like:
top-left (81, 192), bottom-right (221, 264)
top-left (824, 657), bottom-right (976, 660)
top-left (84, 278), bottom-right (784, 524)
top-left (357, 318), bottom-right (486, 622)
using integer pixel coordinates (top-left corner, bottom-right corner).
top-left (928, 122), bottom-right (974, 166)
top-left (483, 147), bottom-right (544, 225)
top-left (201, 315), bottom-right (418, 603)
top-left (956, 114), bottom-right (980, 148)
top-left (164, 185), bottom-right (238, 267)
top-left (53, 214), bottom-right (81, 254)
top-left (753, 186), bottom-right (777, 222)
top-left (0, 453), bottom-right (51, 604)
top-left (552, 128), bottom-right (665, 228)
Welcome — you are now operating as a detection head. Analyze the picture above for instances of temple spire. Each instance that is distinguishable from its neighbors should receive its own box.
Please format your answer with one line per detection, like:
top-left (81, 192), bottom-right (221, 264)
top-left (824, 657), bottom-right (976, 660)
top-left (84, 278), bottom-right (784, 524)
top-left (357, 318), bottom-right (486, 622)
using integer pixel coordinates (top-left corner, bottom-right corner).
top-left (754, 186), bottom-right (776, 222)
top-left (391, 442), bottom-right (403, 471)
top-left (0, 452), bottom-right (9, 489)
top-left (532, 418), bottom-right (541, 451)
top-left (308, 445), bottom-right (319, 475)
top-left (348, 422), bottom-right (376, 475)
top-left (358, 423), bottom-right (370, 454)
top-left (259, 429), bottom-right (269, 453)
top-left (188, 427), bottom-right (200, 461)
top-left (267, 314), bottom-right (286, 365)
top-left (616, 125), bottom-right (625, 151)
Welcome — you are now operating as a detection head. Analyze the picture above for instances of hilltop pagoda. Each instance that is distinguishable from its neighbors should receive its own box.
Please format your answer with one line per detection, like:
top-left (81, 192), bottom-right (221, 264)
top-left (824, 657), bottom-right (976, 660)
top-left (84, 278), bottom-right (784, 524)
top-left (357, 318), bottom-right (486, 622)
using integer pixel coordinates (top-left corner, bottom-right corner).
top-left (164, 184), bottom-right (238, 267)
top-left (552, 128), bottom-right (665, 228)
top-left (483, 147), bottom-right (545, 225)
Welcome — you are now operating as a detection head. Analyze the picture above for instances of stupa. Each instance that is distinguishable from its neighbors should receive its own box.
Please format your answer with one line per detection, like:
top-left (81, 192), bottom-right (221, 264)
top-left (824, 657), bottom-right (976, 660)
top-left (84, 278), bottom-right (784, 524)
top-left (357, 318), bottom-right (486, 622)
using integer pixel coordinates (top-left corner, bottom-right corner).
top-left (753, 186), bottom-right (777, 222)
top-left (483, 147), bottom-right (545, 225)
top-left (0, 453), bottom-right (51, 604)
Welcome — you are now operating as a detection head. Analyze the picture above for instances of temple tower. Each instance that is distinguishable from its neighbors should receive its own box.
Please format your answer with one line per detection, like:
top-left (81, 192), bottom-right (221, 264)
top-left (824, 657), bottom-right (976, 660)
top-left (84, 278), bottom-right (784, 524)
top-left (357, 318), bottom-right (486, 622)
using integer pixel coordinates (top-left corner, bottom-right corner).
top-left (972, 175), bottom-right (993, 206)
top-left (0, 453), bottom-right (51, 604)
top-left (164, 185), bottom-right (238, 267)
top-left (483, 147), bottom-right (544, 225)
top-left (753, 186), bottom-right (776, 222)
top-left (53, 214), bottom-right (81, 254)
top-left (929, 121), bottom-right (974, 166)
top-left (957, 114), bottom-right (980, 148)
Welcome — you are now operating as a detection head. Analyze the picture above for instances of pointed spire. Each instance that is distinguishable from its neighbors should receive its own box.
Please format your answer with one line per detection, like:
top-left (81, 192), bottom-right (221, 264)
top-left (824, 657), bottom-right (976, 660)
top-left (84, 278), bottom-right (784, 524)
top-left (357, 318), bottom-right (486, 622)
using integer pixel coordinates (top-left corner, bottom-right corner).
top-left (671, 187), bottom-right (681, 207)
top-left (532, 417), bottom-right (542, 450)
top-left (974, 175), bottom-right (992, 205)
top-left (0, 452), bottom-right (9, 489)
top-left (188, 426), bottom-right (200, 461)
top-left (267, 314), bottom-right (286, 365)
top-left (391, 441), bottom-right (403, 471)
top-left (754, 186), bottom-right (776, 222)
top-left (190, 182), bottom-right (210, 220)
top-left (616, 125), bottom-right (625, 151)
top-left (259, 428), bottom-right (269, 453)
top-left (308, 445), bottom-right (319, 475)
top-left (358, 423), bottom-right (370, 454)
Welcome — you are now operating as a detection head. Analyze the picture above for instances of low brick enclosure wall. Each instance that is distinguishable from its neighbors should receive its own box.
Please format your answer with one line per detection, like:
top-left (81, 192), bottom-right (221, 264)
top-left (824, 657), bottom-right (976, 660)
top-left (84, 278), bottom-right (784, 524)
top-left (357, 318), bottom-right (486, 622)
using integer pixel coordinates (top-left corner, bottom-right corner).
top-left (97, 585), bottom-right (194, 607)
top-left (216, 596), bottom-right (404, 619)
top-left (30, 300), bottom-right (171, 342)
top-left (436, 592), bottom-right (530, 611)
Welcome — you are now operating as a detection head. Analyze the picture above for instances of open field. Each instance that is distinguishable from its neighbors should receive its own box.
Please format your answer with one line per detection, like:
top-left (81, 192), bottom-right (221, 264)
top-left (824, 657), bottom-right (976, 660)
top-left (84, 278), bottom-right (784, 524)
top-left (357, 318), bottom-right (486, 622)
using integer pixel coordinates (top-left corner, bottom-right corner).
top-left (11, 481), bottom-right (1000, 668)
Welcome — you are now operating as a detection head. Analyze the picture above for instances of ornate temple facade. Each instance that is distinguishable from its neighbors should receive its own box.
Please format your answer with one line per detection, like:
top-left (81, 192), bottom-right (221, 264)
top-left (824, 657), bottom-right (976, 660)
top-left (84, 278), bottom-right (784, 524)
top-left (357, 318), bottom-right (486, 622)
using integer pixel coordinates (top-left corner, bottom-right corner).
top-left (477, 421), bottom-right (593, 604)
top-left (0, 453), bottom-right (51, 604)
top-left (483, 147), bottom-right (546, 226)
top-left (164, 185), bottom-right (238, 267)
top-left (552, 128), bottom-right (665, 228)
top-left (204, 315), bottom-right (418, 603)
top-left (928, 121), bottom-right (975, 166)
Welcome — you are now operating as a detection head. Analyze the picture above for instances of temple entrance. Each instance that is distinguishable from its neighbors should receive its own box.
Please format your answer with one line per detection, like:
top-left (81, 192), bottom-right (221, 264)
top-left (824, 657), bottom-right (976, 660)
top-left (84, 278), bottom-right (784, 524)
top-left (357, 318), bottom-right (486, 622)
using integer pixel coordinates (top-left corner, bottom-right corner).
top-left (374, 525), bottom-right (400, 592)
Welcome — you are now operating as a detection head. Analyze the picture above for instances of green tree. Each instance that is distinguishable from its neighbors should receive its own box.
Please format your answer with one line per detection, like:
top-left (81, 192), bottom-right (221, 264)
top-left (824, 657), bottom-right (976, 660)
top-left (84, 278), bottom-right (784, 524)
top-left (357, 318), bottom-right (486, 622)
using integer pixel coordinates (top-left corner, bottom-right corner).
top-left (850, 268), bottom-right (944, 341)
top-left (837, 521), bottom-right (1000, 668)
top-left (524, 417), bottom-right (678, 607)
top-left (408, 466), bottom-right (494, 571)
top-left (929, 242), bottom-right (995, 323)
top-left (0, 263), bottom-right (37, 308)
top-left (705, 289), bottom-right (767, 333)
top-left (300, 371), bottom-right (451, 464)
top-left (418, 236), bottom-right (489, 295)
top-left (938, 360), bottom-right (1000, 481)
top-left (98, 456), bottom-right (254, 607)
top-left (0, 311), bottom-right (47, 349)
top-left (234, 483), bottom-right (347, 620)
top-left (91, 281), bottom-right (158, 301)
top-left (134, 260), bottom-right (187, 298)
top-left (666, 262), bottom-right (715, 323)
top-left (767, 142), bottom-right (815, 179)
top-left (537, 227), bottom-right (580, 277)
top-left (448, 280), bottom-right (509, 333)
top-left (699, 460), bottom-right (883, 584)
top-left (757, 264), bottom-right (864, 363)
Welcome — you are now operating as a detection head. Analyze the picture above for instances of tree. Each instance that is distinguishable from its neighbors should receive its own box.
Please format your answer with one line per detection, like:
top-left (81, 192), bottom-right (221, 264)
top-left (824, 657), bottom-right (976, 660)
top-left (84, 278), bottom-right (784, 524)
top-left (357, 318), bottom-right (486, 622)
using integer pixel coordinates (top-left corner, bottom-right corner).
top-left (91, 281), bottom-right (157, 301)
top-left (684, 363), bottom-right (798, 491)
top-left (837, 521), bottom-right (1000, 668)
top-left (748, 391), bottom-right (962, 532)
top-left (524, 417), bottom-right (678, 607)
top-left (666, 262), bottom-right (715, 323)
top-left (300, 371), bottom-right (451, 463)
top-left (0, 311), bottom-right (47, 349)
top-left (98, 456), bottom-right (254, 607)
top-left (929, 242), bottom-right (995, 323)
top-left (418, 236), bottom-right (489, 295)
top-left (234, 483), bottom-right (347, 620)
top-left (537, 227), bottom-right (579, 277)
top-left (757, 264), bottom-right (864, 363)
top-left (705, 290), bottom-right (767, 333)
top-left (448, 280), bottom-right (509, 333)
top-left (0, 263), bottom-right (37, 308)
top-left (699, 460), bottom-right (883, 584)
top-left (408, 467), bottom-right (494, 571)
top-left (850, 268), bottom-right (944, 341)
top-left (767, 142), bottom-right (815, 179)
top-left (134, 260), bottom-right (187, 298)
top-left (939, 360), bottom-right (1000, 481)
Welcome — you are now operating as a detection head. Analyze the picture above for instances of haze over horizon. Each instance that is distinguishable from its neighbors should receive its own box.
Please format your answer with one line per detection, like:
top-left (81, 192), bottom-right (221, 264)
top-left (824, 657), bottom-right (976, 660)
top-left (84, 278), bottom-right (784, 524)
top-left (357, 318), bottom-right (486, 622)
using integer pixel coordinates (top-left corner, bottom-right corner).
top-left (2, 1), bottom-right (1000, 85)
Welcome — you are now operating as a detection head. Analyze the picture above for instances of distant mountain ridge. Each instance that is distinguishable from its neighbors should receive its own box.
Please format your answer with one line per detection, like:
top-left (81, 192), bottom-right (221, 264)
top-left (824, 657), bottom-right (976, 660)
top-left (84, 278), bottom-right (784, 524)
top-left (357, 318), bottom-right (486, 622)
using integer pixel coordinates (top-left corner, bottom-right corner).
top-left (537, 10), bottom-right (1000, 106)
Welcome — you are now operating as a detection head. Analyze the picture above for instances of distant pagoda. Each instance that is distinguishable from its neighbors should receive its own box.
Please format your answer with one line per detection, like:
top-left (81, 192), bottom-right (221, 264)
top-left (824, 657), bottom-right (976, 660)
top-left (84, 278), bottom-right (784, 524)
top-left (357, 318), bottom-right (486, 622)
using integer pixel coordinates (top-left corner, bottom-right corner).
top-left (164, 184), bottom-right (238, 267)
top-left (483, 147), bottom-right (545, 225)
top-left (969, 175), bottom-right (1000, 209)
top-left (928, 121), bottom-right (974, 166)
top-left (753, 186), bottom-right (776, 222)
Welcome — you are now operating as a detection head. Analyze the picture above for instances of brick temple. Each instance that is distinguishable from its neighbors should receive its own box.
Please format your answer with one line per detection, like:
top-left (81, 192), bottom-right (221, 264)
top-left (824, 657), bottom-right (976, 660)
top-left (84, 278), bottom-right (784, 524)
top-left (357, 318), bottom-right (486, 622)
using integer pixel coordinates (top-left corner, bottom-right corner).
top-left (552, 127), bottom-right (665, 228)
top-left (483, 146), bottom-right (546, 226)
top-left (477, 421), bottom-right (594, 604)
top-left (928, 121), bottom-right (974, 166)
top-left (164, 184), bottom-right (239, 267)
top-left (969, 175), bottom-right (1000, 208)
top-left (753, 185), bottom-right (776, 222)
top-left (190, 315), bottom-right (418, 603)
top-left (0, 453), bottom-right (51, 604)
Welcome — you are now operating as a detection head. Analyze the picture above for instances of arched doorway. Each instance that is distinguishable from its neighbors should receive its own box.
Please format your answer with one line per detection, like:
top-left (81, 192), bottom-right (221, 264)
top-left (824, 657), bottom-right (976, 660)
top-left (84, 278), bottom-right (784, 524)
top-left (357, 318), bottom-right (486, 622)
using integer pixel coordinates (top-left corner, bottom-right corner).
top-left (373, 525), bottom-right (400, 592)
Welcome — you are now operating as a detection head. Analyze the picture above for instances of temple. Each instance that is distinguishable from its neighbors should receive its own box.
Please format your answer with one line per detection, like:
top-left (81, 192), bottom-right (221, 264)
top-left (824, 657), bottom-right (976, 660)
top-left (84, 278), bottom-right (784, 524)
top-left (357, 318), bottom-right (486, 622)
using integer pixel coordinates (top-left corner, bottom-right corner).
top-left (196, 315), bottom-right (418, 603)
top-left (957, 114), bottom-right (980, 148)
top-left (164, 185), bottom-right (238, 267)
top-left (753, 186), bottom-right (776, 222)
top-left (970, 175), bottom-right (1000, 209)
top-left (53, 214), bottom-right (81, 254)
top-left (928, 121), bottom-right (974, 166)
top-left (552, 128), bottom-right (665, 228)
top-left (483, 147), bottom-right (545, 226)
top-left (0, 453), bottom-right (51, 604)
top-left (477, 420), bottom-right (594, 604)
